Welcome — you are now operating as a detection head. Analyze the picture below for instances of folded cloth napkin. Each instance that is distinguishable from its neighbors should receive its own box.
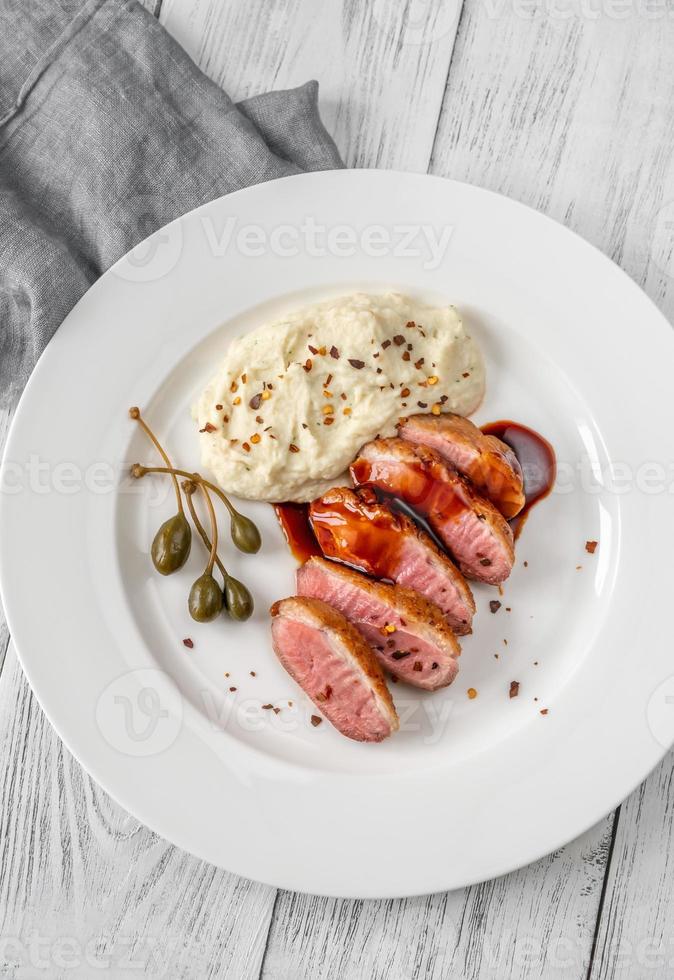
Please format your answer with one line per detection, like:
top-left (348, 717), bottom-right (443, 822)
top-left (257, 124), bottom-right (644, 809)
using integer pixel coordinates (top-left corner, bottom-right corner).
top-left (0, 0), bottom-right (343, 410)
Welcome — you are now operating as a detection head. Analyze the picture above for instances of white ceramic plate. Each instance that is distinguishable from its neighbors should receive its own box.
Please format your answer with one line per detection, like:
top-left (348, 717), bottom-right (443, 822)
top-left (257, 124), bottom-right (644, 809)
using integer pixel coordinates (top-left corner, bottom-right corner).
top-left (2, 170), bottom-right (674, 898)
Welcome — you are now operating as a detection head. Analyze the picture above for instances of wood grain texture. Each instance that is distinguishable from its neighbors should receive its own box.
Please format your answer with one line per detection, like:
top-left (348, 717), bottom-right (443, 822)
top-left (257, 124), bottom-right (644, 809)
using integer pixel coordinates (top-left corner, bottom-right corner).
top-left (430, 0), bottom-right (674, 322)
top-left (589, 756), bottom-right (674, 980)
top-left (262, 820), bottom-right (613, 979)
top-left (0, 403), bottom-right (15, 679)
top-left (159, 0), bottom-right (461, 170)
top-left (0, 646), bottom-right (276, 979)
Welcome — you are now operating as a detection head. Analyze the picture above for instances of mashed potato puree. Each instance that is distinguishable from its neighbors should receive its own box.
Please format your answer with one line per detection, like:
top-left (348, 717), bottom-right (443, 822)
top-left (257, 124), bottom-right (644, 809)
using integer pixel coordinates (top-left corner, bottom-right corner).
top-left (194, 293), bottom-right (485, 502)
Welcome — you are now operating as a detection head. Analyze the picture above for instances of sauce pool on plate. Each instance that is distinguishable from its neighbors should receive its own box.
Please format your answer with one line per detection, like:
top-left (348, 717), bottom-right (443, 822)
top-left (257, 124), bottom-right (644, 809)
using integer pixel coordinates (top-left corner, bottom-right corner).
top-left (481, 420), bottom-right (556, 538)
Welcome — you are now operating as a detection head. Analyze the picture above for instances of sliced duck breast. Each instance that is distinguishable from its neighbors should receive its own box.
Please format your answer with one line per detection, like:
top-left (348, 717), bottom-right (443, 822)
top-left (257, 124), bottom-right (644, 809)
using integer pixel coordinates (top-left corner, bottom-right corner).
top-left (309, 486), bottom-right (475, 634)
top-left (398, 413), bottom-right (525, 518)
top-left (297, 557), bottom-right (460, 691)
top-left (270, 596), bottom-right (398, 742)
top-left (350, 438), bottom-right (514, 585)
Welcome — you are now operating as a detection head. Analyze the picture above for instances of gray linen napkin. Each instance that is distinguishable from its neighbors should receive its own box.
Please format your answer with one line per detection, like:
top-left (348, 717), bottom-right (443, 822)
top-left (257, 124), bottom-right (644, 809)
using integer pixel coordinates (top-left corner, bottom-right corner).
top-left (0, 0), bottom-right (343, 410)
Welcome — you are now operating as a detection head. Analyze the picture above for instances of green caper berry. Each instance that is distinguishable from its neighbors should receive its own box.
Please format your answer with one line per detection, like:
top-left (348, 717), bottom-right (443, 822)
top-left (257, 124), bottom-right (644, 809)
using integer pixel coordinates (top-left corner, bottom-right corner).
top-left (151, 512), bottom-right (191, 575)
top-left (223, 575), bottom-right (254, 621)
top-left (188, 572), bottom-right (223, 622)
top-left (230, 512), bottom-right (261, 554)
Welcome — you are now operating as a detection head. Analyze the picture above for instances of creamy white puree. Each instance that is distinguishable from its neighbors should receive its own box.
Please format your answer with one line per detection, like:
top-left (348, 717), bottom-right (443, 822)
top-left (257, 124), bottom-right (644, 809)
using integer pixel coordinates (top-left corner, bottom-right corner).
top-left (194, 293), bottom-right (485, 502)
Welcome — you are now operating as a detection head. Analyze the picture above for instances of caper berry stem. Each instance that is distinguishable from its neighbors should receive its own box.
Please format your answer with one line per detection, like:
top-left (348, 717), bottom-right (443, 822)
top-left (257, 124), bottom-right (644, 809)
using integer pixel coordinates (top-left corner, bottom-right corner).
top-left (132, 463), bottom-right (234, 513)
top-left (129, 408), bottom-right (184, 516)
top-left (200, 482), bottom-right (218, 576)
top-left (131, 463), bottom-right (261, 553)
top-left (182, 480), bottom-right (228, 581)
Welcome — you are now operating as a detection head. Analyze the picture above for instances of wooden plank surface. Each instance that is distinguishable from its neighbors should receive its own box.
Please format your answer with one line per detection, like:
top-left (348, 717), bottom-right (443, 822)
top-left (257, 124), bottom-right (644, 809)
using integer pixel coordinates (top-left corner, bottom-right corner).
top-left (430, 1), bottom-right (674, 322)
top-left (159, 0), bottom-right (461, 170)
top-left (262, 820), bottom-right (613, 979)
top-left (1, 0), bottom-right (672, 976)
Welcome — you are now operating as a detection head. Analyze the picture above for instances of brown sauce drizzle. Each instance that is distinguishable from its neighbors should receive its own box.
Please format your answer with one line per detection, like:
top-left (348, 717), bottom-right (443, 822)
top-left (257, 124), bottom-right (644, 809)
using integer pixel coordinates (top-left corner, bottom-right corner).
top-left (481, 421), bottom-right (556, 539)
top-left (273, 502), bottom-right (320, 563)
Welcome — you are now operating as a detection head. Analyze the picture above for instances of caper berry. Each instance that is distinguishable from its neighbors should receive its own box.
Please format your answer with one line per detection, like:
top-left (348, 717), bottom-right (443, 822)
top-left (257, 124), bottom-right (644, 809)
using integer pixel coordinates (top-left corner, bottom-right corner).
top-left (151, 512), bottom-right (192, 575)
top-left (188, 572), bottom-right (223, 622)
top-left (230, 512), bottom-right (262, 554)
top-left (224, 575), bottom-right (254, 621)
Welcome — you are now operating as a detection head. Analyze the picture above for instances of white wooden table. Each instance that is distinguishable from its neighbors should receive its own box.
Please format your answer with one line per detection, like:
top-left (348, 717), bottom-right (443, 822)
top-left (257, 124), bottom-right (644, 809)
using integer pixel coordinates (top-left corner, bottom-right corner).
top-left (1, 1), bottom-right (673, 976)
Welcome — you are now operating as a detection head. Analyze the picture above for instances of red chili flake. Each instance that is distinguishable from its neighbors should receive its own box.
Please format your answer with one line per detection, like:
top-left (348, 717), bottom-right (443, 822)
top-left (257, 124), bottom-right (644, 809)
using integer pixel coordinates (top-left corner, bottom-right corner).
top-left (585, 540), bottom-right (598, 554)
top-left (323, 417), bottom-right (334, 426)
top-left (324, 373), bottom-right (333, 387)
top-left (348, 358), bottom-right (365, 369)
top-left (229, 687), bottom-right (237, 692)
top-left (405, 321), bottom-right (416, 329)
top-left (381, 339), bottom-right (391, 350)
top-left (393, 335), bottom-right (405, 346)
top-left (413, 661), bottom-right (423, 672)
top-left (523, 561), bottom-right (529, 568)
top-left (199, 422), bottom-right (217, 433)
top-left (480, 558), bottom-right (492, 566)
top-left (417, 401), bottom-right (427, 409)
top-left (540, 708), bottom-right (549, 715)
top-left (222, 414), bottom-right (229, 423)
top-left (489, 600), bottom-right (502, 614)
top-left (242, 442), bottom-right (251, 452)
top-left (308, 344), bottom-right (319, 355)
top-left (255, 415), bottom-right (264, 424)
top-left (303, 359), bottom-right (313, 373)
top-left (272, 707), bottom-right (281, 715)
top-left (402, 351), bottom-right (411, 361)
top-left (509, 681), bottom-right (520, 699)
top-left (289, 444), bottom-right (300, 453)
top-left (316, 685), bottom-right (333, 702)
top-left (391, 650), bottom-right (410, 660)
top-left (261, 704), bottom-right (273, 710)
top-left (414, 357), bottom-right (425, 369)
top-left (215, 404), bottom-right (223, 411)
top-left (406, 343), bottom-right (413, 351)
top-left (462, 372), bottom-right (470, 378)
top-left (439, 395), bottom-right (448, 405)
top-left (330, 346), bottom-right (340, 359)
top-left (311, 715), bottom-right (322, 727)
top-left (249, 393), bottom-right (263, 410)
top-left (182, 638), bottom-right (194, 649)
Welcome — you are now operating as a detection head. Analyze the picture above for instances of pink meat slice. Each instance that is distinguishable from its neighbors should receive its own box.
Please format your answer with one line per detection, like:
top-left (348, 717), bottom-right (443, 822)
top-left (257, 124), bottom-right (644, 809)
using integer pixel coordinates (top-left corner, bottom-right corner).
top-left (297, 557), bottom-right (460, 691)
top-left (351, 438), bottom-right (514, 585)
top-left (309, 486), bottom-right (475, 634)
top-left (270, 596), bottom-right (398, 742)
top-left (398, 413), bottom-right (525, 519)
